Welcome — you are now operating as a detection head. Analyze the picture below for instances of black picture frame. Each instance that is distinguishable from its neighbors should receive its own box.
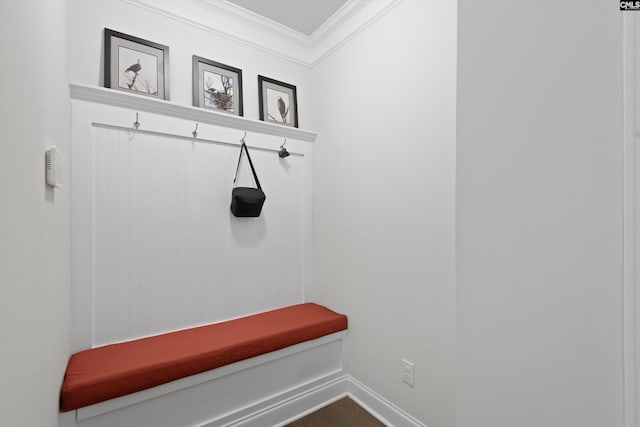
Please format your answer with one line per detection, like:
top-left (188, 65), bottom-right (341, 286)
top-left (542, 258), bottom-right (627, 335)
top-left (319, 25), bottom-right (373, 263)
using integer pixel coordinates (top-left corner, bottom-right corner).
top-left (104, 28), bottom-right (170, 100)
top-left (258, 75), bottom-right (298, 128)
top-left (192, 56), bottom-right (243, 116)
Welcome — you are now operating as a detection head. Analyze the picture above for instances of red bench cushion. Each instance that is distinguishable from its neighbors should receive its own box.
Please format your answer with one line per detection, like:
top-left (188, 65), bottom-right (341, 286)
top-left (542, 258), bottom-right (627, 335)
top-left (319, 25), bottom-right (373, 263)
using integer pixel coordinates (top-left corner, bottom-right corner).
top-left (61, 303), bottom-right (347, 411)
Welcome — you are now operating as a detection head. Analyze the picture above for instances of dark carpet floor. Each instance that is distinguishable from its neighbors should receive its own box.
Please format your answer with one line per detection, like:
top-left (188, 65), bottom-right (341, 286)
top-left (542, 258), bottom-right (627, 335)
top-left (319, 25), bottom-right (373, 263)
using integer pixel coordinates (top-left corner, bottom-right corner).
top-left (285, 397), bottom-right (385, 427)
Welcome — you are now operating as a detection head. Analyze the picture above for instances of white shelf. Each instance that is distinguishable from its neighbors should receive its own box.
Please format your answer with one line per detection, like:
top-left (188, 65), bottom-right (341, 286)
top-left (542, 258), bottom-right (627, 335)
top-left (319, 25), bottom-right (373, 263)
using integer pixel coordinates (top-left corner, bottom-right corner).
top-left (69, 83), bottom-right (317, 142)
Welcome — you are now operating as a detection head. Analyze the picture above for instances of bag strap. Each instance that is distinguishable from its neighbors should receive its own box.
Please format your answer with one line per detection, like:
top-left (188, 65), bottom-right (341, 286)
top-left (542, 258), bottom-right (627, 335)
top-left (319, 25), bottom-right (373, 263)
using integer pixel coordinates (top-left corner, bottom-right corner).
top-left (233, 142), bottom-right (262, 190)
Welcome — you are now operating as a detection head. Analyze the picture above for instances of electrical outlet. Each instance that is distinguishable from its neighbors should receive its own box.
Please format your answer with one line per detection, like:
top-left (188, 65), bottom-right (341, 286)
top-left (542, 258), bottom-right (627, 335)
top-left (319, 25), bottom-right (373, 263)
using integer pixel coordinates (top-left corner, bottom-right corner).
top-left (402, 359), bottom-right (415, 387)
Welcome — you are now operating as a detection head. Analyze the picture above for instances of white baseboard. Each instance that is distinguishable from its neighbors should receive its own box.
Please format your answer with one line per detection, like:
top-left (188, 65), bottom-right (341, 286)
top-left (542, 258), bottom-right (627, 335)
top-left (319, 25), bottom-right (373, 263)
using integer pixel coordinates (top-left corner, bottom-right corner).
top-left (347, 377), bottom-right (426, 427)
top-left (235, 376), bottom-right (350, 427)
top-left (231, 375), bottom-right (426, 427)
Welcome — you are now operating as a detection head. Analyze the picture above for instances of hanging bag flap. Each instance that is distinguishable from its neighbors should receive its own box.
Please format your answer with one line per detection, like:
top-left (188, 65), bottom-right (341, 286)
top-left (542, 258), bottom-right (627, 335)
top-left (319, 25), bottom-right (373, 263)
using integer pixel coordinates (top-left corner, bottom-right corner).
top-left (230, 142), bottom-right (266, 217)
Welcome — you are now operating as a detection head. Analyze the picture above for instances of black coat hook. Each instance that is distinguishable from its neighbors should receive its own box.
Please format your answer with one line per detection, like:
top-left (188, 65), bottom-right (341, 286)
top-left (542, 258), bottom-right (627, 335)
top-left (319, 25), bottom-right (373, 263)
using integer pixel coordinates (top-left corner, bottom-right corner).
top-left (279, 139), bottom-right (290, 158)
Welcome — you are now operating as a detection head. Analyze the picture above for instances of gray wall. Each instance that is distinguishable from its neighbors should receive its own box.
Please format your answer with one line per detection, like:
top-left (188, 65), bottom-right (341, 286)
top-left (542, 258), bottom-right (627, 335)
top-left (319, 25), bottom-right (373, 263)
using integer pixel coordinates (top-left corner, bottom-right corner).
top-left (310, 1), bottom-right (457, 425)
top-left (456, 1), bottom-right (623, 426)
top-left (0, 0), bottom-right (71, 425)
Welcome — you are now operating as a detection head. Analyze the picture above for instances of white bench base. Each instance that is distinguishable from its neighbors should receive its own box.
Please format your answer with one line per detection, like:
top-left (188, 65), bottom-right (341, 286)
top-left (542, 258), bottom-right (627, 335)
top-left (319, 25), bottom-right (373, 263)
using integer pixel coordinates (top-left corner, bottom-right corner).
top-left (60, 333), bottom-right (345, 427)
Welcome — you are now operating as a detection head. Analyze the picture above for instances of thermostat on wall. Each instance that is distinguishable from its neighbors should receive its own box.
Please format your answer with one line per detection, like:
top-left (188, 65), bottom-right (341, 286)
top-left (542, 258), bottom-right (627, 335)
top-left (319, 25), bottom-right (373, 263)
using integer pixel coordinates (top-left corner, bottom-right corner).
top-left (46, 145), bottom-right (63, 189)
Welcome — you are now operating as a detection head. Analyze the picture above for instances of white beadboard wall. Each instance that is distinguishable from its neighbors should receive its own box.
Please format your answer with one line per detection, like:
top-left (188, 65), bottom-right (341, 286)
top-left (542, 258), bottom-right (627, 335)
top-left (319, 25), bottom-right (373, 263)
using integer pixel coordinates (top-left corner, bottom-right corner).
top-left (71, 84), bottom-right (315, 351)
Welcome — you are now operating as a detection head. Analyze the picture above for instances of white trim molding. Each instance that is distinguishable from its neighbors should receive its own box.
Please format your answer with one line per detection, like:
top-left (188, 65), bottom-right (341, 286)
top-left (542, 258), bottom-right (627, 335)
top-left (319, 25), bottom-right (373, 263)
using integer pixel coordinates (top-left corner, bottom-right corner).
top-left (346, 377), bottom-right (426, 427)
top-left (123, 0), bottom-right (401, 67)
top-left (70, 83), bottom-right (317, 142)
top-left (269, 376), bottom-right (427, 427)
top-left (623, 12), bottom-right (639, 427)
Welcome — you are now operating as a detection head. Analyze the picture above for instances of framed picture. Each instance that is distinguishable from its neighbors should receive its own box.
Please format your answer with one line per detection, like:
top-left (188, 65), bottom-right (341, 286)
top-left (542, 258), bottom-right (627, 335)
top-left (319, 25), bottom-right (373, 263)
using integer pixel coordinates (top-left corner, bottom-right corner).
top-left (258, 75), bottom-right (298, 128)
top-left (104, 28), bottom-right (170, 100)
top-left (192, 56), bottom-right (243, 116)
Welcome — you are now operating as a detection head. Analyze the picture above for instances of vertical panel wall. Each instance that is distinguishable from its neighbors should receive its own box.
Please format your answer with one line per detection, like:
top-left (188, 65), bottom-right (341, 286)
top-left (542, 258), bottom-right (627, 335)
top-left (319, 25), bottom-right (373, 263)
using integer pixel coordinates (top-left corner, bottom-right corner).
top-left (71, 88), bottom-right (315, 350)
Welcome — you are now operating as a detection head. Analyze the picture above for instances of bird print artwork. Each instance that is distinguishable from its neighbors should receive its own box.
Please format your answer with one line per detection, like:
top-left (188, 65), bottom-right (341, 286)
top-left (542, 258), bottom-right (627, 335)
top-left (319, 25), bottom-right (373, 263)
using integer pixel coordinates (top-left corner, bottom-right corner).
top-left (266, 89), bottom-right (290, 124)
top-left (125, 59), bottom-right (142, 89)
top-left (260, 78), bottom-right (296, 127)
top-left (277, 96), bottom-right (287, 123)
top-left (203, 71), bottom-right (234, 112)
top-left (117, 47), bottom-right (158, 95)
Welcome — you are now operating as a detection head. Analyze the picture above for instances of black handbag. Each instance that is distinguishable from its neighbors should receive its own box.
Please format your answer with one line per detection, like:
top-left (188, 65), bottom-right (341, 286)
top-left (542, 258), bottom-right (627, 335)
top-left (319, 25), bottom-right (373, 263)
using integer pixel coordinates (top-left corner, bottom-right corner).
top-left (230, 142), bottom-right (266, 217)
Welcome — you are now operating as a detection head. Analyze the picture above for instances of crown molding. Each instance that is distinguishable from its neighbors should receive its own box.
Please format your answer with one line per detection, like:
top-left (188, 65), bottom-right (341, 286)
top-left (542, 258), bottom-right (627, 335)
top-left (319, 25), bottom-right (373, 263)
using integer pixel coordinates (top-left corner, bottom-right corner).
top-left (123, 0), bottom-right (400, 67)
top-left (309, 0), bottom-right (371, 43)
top-left (308, 0), bottom-right (401, 67)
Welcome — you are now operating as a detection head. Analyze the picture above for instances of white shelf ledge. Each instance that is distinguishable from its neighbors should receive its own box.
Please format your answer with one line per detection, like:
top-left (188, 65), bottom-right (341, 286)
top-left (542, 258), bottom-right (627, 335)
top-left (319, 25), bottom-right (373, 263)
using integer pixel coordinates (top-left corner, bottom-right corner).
top-left (69, 83), bottom-right (317, 142)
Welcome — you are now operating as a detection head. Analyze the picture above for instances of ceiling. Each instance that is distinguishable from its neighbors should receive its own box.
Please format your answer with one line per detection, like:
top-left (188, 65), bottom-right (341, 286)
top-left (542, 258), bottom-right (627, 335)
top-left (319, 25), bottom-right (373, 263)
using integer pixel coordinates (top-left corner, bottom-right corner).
top-left (226, 0), bottom-right (349, 36)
